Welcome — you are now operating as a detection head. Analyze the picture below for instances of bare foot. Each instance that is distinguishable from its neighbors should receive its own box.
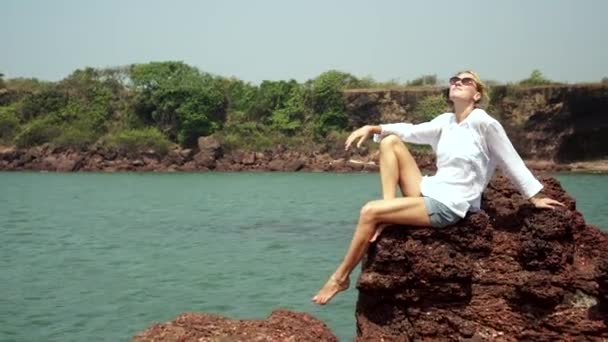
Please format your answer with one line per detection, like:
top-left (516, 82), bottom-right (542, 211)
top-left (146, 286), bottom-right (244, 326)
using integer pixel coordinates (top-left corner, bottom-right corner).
top-left (311, 275), bottom-right (350, 305)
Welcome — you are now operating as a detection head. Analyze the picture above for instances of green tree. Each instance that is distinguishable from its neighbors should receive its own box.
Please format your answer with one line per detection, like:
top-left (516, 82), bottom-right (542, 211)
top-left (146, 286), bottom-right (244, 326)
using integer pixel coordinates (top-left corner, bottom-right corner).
top-left (220, 77), bottom-right (258, 113)
top-left (519, 69), bottom-right (553, 86)
top-left (13, 116), bottom-right (62, 148)
top-left (270, 86), bottom-right (306, 135)
top-left (104, 127), bottom-right (171, 156)
top-left (309, 70), bottom-right (354, 137)
top-left (407, 74), bottom-right (437, 87)
top-left (4, 77), bottom-right (51, 94)
top-left (248, 80), bottom-right (300, 122)
top-left (130, 61), bottom-right (227, 146)
top-left (0, 105), bottom-right (19, 144)
top-left (414, 94), bottom-right (449, 122)
top-left (18, 87), bottom-right (68, 122)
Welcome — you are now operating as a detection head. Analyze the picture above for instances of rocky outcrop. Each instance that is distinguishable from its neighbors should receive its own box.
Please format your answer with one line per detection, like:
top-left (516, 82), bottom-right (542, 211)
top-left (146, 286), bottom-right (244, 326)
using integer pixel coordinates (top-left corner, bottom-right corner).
top-left (132, 310), bottom-right (337, 342)
top-left (355, 174), bottom-right (608, 341)
top-left (345, 84), bottom-right (608, 163)
top-left (193, 136), bottom-right (224, 169)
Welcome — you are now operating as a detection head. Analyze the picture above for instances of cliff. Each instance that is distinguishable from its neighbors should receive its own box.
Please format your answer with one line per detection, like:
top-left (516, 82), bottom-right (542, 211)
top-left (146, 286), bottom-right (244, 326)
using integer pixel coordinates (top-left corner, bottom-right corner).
top-left (344, 84), bottom-right (608, 163)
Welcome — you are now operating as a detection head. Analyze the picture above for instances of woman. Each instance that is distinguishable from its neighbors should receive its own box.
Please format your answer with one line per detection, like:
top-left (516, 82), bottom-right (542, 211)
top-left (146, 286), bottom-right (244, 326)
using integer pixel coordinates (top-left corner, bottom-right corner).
top-left (312, 70), bottom-right (564, 305)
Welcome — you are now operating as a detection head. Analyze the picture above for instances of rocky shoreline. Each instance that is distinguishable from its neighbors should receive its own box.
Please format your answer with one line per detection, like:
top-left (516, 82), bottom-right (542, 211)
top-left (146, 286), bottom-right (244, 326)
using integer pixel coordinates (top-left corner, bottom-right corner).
top-left (1, 136), bottom-right (603, 174)
top-left (0, 136), bottom-right (429, 173)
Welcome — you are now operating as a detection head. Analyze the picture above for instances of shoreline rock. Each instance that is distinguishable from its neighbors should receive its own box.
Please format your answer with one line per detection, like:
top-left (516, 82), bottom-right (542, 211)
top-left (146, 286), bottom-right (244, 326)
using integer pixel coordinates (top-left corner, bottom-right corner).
top-left (0, 143), bottom-right (603, 174)
top-left (132, 310), bottom-right (338, 342)
top-left (0, 140), bottom-right (433, 173)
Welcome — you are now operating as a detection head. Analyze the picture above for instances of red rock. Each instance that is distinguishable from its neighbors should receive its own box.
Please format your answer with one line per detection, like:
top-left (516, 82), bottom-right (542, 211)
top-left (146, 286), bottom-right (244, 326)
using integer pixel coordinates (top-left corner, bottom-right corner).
top-left (255, 152), bottom-right (266, 161)
top-left (285, 159), bottom-right (305, 172)
top-left (355, 174), bottom-right (608, 341)
top-left (242, 152), bottom-right (256, 165)
top-left (179, 148), bottom-right (193, 159)
top-left (347, 159), bottom-right (365, 171)
top-left (363, 162), bottom-right (379, 172)
top-left (268, 159), bottom-right (285, 171)
top-left (56, 153), bottom-right (83, 172)
top-left (193, 151), bottom-right (216, 169)
top-left (132, 310), bottom-right (338, 342)
top-left (0, 146), bottom-right (17, 161)
top-left (197, 136), bottom-right (218, 150)
top-left (179, 161), bottom-right (197, 172)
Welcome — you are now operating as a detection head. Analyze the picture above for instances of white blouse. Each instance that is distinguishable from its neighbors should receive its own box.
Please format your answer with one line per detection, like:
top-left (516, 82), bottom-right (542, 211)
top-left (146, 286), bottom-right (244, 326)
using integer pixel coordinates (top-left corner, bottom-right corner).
top-left (373, 108), bottom-right (543, 218)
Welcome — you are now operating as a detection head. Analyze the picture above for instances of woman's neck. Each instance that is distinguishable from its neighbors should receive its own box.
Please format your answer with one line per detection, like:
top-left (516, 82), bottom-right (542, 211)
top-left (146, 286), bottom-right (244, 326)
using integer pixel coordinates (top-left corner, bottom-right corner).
top-left (453, 102), bottom-right (476, 123)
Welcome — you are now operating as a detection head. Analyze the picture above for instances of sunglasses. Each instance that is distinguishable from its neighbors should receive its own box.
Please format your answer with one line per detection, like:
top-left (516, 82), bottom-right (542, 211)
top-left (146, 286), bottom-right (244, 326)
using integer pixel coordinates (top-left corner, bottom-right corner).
top-left (449, 76), bottom-right (476, 87)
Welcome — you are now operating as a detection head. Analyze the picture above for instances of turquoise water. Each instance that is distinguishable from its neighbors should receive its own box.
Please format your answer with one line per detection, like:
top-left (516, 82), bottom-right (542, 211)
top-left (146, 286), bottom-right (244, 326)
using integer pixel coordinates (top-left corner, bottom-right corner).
top-left (0, 172), bottom-right (606, 341)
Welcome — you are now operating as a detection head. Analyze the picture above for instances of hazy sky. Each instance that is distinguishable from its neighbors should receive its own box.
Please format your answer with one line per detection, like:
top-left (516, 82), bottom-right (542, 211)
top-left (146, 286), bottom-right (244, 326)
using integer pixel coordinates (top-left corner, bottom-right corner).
top-left (3, 0), bottom-right (607, 84)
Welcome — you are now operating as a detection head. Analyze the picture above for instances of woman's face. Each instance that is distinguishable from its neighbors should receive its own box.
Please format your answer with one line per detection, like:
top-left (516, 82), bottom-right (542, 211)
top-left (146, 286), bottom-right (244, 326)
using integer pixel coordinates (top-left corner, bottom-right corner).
top-left (449, 72), bottom-right (480, 104)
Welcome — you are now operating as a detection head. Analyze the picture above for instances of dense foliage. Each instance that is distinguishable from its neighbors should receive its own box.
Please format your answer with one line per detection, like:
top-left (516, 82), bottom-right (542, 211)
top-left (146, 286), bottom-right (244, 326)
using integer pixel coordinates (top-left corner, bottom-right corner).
top-left (0, 64), bottom-right (565, 152)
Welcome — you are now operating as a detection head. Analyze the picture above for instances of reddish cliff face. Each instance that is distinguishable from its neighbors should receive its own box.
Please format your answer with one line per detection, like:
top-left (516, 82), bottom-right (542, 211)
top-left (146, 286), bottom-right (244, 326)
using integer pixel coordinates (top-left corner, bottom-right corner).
top-left (355, 174), bottom-right (608, 341)
top-left (344, 84), bottom-right (608, 163)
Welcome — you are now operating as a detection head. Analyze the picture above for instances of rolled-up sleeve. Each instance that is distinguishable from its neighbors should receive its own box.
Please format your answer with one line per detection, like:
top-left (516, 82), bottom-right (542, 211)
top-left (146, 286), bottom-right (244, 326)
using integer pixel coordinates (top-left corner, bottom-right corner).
top-left (486, 121), bottom-right (543, 198)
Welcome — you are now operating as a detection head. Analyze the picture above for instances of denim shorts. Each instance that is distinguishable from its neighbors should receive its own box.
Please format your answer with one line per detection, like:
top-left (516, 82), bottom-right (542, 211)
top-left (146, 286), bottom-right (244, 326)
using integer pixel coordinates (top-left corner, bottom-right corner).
top-left (423, 196), bottom-right (461, 228)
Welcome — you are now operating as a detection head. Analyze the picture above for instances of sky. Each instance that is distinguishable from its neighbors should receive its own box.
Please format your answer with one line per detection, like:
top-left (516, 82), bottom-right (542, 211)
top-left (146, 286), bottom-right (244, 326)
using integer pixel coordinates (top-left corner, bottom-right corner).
top-left (2, 0), bottom-right (608, 84)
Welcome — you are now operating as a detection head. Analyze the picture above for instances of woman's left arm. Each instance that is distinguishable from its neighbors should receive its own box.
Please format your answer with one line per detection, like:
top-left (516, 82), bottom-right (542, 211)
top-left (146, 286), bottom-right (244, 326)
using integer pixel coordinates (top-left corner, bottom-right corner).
top-left (486, 121), bottom-right (565, 209)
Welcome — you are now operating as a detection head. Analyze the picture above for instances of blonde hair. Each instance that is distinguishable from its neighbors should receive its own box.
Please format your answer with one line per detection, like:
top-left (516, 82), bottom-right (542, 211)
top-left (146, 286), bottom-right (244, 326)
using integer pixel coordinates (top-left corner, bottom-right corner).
top-left (449, 70), bottom-right (490, 108)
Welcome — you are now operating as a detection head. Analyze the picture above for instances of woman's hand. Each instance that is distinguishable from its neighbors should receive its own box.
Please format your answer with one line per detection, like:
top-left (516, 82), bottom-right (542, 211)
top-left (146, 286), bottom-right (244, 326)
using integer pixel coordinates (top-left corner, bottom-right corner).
top-left (345, 125), bottom-right (375, 151)
top-left (530, 196), bottom-right (565, 209)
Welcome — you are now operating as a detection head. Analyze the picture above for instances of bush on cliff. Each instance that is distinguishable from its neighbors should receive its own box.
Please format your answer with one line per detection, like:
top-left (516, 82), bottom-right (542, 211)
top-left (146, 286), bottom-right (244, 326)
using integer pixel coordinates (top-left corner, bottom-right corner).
top-left (519, 69), bottom-right (554, 86)
top-left (406, 74), bottom-right (438, 87)
top-left (413, 94), bottom-right (449, 122)
top-left (52, 123), bottom-right (98, 150)
top-left (18, 87), bottom-right (68, 122)
top-left (13, 116), bottom-right (62, 148)
top-left (103, 127), bottom-right (171, 156)
top-left (0, 105), bottom-right (19, 144)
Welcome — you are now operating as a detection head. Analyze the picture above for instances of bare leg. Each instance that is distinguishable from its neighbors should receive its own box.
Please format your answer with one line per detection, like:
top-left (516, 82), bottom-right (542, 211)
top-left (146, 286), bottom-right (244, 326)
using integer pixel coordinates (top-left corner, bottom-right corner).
top-left (312, 135), bottom-right (428, 305)
top-left (372, 135), bottom-right (425, 241)
top-left (379, 135), bottom-right (423, 200)
top-left (312, 197), bottom-right (430, 305)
